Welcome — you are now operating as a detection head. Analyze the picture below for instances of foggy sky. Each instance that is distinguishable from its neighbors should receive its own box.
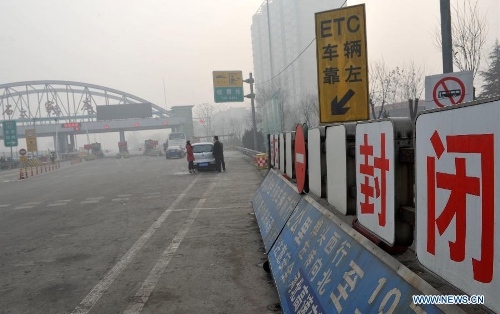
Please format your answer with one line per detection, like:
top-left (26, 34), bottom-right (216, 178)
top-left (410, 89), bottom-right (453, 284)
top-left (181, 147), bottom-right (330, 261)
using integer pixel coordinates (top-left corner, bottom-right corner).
top-left (1, 0), bottom-right (498, 152)
top-left (1, 0), bottom-right (498, 110)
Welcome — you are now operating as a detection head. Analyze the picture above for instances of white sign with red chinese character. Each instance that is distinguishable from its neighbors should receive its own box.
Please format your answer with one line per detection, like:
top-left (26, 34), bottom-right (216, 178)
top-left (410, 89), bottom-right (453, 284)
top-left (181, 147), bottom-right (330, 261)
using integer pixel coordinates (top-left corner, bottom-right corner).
top-left (416, 100), bottom-right (500, 313)
top-left (356, 121), bottom-right (395, 245)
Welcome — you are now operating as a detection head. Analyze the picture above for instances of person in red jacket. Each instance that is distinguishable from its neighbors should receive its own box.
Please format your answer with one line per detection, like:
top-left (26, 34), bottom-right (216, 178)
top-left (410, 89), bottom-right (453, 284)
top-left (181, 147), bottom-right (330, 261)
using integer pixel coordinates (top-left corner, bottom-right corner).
top-left (186, 140), bottom-right (195, 173)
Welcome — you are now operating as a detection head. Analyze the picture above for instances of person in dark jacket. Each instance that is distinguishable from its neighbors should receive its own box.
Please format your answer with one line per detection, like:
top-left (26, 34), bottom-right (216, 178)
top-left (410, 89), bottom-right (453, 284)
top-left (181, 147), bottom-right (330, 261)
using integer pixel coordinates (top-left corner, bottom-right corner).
top-left (213, 136), bottom-right (224, 173)
top-left (186, 141), bottom-right (195, 173)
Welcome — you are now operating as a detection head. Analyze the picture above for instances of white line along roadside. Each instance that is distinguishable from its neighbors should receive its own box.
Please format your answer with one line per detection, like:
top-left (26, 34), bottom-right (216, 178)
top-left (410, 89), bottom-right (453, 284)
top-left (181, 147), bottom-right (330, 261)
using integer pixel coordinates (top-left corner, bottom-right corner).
top-left (71, 176), bottom-right (201, 314)
top-left (123, 178), bottom-right (220, 314)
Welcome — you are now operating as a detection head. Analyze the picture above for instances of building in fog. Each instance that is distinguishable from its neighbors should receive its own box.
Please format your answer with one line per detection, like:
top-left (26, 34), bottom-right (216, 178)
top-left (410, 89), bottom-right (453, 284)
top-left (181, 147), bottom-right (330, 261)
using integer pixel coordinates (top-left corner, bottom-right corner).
top-left (251, 0), bottom-right (342, 133)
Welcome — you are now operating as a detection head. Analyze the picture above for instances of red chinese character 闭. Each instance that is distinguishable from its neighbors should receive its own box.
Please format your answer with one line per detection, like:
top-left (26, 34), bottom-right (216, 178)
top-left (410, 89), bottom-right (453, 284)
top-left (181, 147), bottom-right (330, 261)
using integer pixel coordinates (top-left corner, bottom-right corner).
top-left (359, 133), bottom-right (390, 226)
top-left (427, 130), bottom-right (494, 283)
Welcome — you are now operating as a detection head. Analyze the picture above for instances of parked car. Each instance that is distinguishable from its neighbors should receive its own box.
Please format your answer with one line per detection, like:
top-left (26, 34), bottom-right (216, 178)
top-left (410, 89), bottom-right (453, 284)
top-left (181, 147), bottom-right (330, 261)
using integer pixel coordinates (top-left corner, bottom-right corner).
top-left (192, 142), bottom-right (216, 170)
top-left (165, 145), bottom-right (184, 159)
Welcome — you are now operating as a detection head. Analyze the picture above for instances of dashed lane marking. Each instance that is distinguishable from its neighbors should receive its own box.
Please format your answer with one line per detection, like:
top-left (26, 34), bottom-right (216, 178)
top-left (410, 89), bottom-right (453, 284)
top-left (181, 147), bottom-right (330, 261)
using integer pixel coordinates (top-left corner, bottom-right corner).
top-left (72, 176), bottom-right (201, 314)
top-left (14, 205), bottom-right (35, 209)
top-left (47, 203), bottom-right (67, 207)
top-left (124, 177), bottom-right (219, 313)
top-left (112, 198), bottom-right (129, 202)
top-left (80, 200), bottom-right (99, 204)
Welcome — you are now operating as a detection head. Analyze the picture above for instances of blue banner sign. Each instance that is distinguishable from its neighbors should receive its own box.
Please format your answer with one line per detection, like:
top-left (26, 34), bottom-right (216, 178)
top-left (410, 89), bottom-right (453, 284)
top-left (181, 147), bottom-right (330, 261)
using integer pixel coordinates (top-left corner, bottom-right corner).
top-left (252, 170), bottom-right (302, 253)
top-left (269, 197), bottom-right (445, 314)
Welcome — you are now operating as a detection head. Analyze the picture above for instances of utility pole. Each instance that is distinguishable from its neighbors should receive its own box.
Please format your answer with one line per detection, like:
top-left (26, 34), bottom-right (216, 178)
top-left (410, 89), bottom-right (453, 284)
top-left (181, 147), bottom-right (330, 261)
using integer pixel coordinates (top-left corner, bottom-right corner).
top-left (244, 73), bottom-right (258, 151)
top-left (266, 0), bottom-right (274, 83)
top-left (440, 0), bottom-right (454, 73)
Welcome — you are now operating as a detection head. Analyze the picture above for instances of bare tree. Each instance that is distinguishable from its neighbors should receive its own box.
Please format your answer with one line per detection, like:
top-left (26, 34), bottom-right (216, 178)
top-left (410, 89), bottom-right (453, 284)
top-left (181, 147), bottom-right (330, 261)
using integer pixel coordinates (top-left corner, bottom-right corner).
top-left (369, 60), bottom-right (398, 119)
top-left (435, 0), bottom-right (488, 79)
top-left (228, 117), bottom-right (245, 141)
top-left (396, 61), bottom-right (425, 121)
top-left (298, 93), bottom-right (319, 128)
top-left (194, 103), bottom-right (216, 136)
top-left (283, 104), bottom-right (301, 131)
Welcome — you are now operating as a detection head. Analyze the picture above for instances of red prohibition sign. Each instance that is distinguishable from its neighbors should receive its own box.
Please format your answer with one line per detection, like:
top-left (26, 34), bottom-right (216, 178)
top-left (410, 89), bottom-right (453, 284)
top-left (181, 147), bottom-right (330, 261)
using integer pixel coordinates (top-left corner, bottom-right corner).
top-left (432, 77), bottom-right (466, 108)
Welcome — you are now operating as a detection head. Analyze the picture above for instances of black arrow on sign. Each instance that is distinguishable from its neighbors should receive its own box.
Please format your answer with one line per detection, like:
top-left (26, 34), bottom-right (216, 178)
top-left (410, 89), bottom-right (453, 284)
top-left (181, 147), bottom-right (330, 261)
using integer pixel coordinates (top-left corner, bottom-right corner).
top-left (331, 89), bottom-right (355, 115)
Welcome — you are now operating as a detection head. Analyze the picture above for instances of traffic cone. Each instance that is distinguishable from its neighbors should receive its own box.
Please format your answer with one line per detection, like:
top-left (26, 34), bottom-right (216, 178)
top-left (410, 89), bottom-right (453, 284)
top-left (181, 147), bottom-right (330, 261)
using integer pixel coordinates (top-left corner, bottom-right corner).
top-left (25, 167), bottom-right (28, 178)
top-left (19, 168), bottom-right (24, 180)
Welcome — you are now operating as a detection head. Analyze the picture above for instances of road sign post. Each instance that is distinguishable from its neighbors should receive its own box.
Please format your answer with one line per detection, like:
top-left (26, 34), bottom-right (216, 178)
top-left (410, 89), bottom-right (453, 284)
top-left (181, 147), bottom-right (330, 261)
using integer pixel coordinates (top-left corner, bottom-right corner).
top-left (2, 120), bottom-right (18, 147)
top-left (315, 4), bottom-right (369, 123)
top-left (213, 71), bottom-right (244, 103)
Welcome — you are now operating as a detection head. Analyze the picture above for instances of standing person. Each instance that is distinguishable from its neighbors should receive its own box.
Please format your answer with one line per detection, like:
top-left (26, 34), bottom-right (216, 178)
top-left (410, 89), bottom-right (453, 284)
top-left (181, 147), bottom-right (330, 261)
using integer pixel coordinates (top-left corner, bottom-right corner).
top-left (186, 140), bottom-right (195, 173)
top-left (213, 135), bottom-right (223, 173)
top-left (220, 141), bottom-right (226, 172)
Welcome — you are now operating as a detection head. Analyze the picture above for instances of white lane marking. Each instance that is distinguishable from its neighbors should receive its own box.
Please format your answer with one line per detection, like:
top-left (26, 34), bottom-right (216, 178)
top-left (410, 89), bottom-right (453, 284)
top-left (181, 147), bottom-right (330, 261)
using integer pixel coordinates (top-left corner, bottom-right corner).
top-left (112, 198), bottom-right (129, 202)
top-left (123, 179), bottom-right (219, 314)
top-left (0, 204), bottom-right (10, 208)
top-left (15, 206), bottom-right (35, 209)
top-left (87, 196), bottom-right (105, 200)
top-left (23, 202), bottom-right (41, 205)
top-left (72, 176), bottom-right (200, 314)
top-left (80, 200), bottom-right (99, 204)
top-left (47, 203), bottom-right (67, 207)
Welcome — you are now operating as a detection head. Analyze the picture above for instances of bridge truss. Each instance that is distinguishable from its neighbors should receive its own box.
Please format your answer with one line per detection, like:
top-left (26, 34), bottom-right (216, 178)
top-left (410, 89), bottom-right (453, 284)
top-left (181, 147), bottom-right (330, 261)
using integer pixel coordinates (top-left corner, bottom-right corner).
top-left (0, 80), bottom-right (169, 126)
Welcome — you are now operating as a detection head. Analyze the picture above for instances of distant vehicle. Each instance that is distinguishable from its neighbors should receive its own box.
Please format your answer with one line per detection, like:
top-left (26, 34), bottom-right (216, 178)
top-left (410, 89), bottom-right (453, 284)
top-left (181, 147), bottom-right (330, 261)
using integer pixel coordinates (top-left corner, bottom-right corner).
top-left (167, 132), bottom-right (187, 154)
top-left (192, 142), bottom-right (216, 170)
top-left (165, 145), bottom-right (184, 159)
top-left (144, 139), bottom-right (162, 156)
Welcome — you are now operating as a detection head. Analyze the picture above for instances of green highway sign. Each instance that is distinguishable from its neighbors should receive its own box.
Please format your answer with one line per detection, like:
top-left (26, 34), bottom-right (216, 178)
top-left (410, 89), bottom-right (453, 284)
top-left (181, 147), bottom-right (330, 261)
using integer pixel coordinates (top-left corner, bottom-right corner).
top-left (2, 120), bottom-right (18, 147)
top-left (214, 86), bottom-right (244, 103)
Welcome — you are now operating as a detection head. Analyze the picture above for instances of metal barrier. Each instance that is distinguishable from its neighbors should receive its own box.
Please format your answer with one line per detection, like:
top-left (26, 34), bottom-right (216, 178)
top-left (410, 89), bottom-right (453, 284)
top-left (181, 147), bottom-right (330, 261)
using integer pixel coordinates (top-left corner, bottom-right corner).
top-left (235, 146), bottom-right (262, 158)
top-left (235, 146), bottom-right (268, 170)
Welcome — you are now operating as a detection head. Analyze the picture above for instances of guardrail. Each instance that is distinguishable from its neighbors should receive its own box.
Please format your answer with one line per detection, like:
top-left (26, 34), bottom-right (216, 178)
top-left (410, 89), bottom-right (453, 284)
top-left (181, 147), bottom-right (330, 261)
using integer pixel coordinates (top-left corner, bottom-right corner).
top-left (234, 146), bottom-right (262, 158)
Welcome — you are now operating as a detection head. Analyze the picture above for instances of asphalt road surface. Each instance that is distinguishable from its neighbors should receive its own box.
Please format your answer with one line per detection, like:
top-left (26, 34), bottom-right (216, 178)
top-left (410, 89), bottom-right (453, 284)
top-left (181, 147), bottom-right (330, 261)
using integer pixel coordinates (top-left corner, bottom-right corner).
top-left (0, 151), bottom-right (280, 314)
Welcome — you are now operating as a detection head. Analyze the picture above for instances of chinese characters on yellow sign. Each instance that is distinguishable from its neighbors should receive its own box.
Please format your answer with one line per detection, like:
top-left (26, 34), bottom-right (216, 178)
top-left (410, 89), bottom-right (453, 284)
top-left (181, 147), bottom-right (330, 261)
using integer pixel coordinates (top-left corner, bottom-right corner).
top-left (315, 4), bottom-right (369, 123)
